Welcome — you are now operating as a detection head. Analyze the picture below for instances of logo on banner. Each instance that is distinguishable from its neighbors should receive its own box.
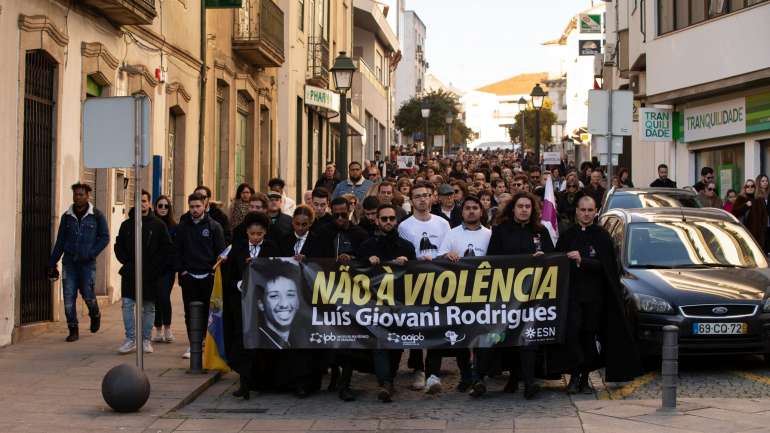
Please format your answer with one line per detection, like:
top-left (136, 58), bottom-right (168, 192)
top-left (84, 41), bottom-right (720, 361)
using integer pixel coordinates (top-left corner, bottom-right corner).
top-left (387, 332), bottom-right (424, 346)
top-left (445, 330), bottom-right (466, 346)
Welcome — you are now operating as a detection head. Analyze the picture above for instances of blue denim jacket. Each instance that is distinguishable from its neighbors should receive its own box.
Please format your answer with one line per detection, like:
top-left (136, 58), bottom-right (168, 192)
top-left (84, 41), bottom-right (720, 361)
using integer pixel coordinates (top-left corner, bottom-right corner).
top-left (49, 203), bottom-right (110, 267)
top-left (332, 178), bottom-right (374, 203)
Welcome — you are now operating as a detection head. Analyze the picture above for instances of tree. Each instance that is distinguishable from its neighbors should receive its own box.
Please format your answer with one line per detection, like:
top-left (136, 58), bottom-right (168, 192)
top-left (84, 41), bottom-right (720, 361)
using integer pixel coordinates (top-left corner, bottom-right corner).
top-left (395, 90), bottom-right (474, 147)
top-left (508, 106), bottom-right (558, 151)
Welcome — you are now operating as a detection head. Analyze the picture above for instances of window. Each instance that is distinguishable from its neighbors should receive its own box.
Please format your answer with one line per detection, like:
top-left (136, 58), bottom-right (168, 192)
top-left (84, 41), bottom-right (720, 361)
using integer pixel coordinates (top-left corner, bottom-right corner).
top-left (298, 0), bottom-right (305, 32)
top-left (659, 0), bottom-right (768, 34)
top-left (676, 0), bottom-right (690, 28)
top-left (375, 50), bottom-right (384, 83)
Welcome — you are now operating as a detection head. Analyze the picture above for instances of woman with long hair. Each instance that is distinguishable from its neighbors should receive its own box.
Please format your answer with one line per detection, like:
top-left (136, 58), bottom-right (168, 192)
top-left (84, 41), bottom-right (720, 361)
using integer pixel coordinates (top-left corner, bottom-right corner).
top-left (756, 174), bottom-right (770, 200)
top-left (471, 192), bottom-right (554, 400)
top-left (449, 160), bottom-right (466, 180)
top-left (723, 189), bottom-right (738, 214)
top-left (732, 179), bottom-right (769, 251)
top-left (230, 183), bottom-right (255, 228)
top-left (151, 195), bottom-right (177, 343)
top-left (617, 168), bottom-right (634, 188)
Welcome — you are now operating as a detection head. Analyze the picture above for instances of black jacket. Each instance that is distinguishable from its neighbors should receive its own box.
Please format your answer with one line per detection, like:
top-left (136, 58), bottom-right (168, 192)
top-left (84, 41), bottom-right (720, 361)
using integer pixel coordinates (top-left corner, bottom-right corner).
top-left (309, 223), bottom-right (369, 259)
top-left (174, 212), bottom-right (226, 274)
top-left (267, 212), bottom-right (293, 243)
top-left (358, 230), bottom-right (416, 262)
top-left (314, 176), bottom-right (340, 195)
top-left (208, 204), bottom-right (231, 244)
top-left (553, 223), bottom-right (641, 382)
top-left (557, 189), bottom-right (585, 226)
top-left (650, 178), bottom-right (677, 188)
top-left (114, 209), bottom-right (173, 301)
top-left (487, 221), bottom-right (555, 255)
top-left (583, 184), bottom-right (607, 208)
top-left (357, 218), bottom-right (378, 237)
top-left (431, 204), bottom-right (463, 228)
top-left (279, 231), bottom-right (317, 257)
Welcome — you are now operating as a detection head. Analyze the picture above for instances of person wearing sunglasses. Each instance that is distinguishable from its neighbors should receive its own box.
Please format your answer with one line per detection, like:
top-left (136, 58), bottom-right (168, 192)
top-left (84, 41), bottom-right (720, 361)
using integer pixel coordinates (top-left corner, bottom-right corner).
top-left (152, 195), bottom-right (178, 344)
top-left (732, 180), bottom-right (768, 250)
top-left (696, 181), bottom-right (723, 209)
top-left (358, 204), bottom-right (416, 403)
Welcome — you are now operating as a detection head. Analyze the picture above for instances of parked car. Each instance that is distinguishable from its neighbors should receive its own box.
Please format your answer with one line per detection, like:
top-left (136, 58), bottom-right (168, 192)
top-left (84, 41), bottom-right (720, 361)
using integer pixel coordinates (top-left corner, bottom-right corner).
top-left (599, 207), bottom-right (770, 361)
top-left (599, 187), bottom-right (701, 215)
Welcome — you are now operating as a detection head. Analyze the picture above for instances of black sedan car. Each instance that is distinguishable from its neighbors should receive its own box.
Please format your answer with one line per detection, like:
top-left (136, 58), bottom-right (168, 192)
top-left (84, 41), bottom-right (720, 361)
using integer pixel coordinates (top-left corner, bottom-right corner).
top-left (599, 208), bottom-right (770, 360)
top-left (599, 187), bottom-right (701, 215)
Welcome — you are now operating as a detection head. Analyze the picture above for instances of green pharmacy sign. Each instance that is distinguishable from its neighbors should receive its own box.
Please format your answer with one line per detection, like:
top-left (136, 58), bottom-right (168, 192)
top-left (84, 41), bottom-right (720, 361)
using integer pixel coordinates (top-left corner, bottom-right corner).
top-left (580, 14), bottom-right (601, 33)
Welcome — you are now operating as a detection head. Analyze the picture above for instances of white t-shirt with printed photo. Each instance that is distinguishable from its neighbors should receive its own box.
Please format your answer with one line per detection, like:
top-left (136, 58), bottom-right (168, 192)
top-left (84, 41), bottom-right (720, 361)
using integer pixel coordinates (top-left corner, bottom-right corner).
top-left (398, 214), bottom-right (451, 259)
top-left (437, 225), bottom-right (492, 257)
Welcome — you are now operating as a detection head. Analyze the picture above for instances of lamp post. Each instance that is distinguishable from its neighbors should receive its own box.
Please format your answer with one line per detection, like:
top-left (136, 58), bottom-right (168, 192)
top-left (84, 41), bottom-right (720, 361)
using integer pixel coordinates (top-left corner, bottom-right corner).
top-left (421, 102), bottom-right (431, 160)
top-left (444, 112), bottom-right (453, 157)
top-left (517, 97), bottom-right (527, 152)
top-left (331, 51), bottom-right (356, 179)
top-left (530, 84), bottom-right (546, 167)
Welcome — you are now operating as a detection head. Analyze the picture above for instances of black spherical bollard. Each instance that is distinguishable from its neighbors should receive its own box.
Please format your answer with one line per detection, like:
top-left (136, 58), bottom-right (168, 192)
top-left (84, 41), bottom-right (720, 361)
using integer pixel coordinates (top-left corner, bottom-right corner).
top-left (101, 363), bottom-right (151, 413)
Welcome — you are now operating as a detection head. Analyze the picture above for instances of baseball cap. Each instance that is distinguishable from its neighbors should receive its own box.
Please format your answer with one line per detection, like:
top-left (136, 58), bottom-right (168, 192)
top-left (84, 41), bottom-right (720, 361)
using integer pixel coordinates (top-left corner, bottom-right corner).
top-left (267, 191), bottom-right (282, 199)
top-left (438, 184), bottom-right (454, 196)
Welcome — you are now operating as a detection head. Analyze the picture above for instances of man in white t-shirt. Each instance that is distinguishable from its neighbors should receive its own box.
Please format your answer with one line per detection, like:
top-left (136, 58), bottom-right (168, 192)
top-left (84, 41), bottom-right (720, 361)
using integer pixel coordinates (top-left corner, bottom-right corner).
top-left (396, 181), bottom-right (450, 392)
top-left (424, 195), bottom-right (491, 394)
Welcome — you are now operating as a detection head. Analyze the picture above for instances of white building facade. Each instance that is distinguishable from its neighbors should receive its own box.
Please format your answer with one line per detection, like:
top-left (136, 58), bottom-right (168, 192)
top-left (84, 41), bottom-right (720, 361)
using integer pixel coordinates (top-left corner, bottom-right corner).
top-left (604, 0), bottom-right (770, 190)
top-left (394, 9), bottom-right (427, 145)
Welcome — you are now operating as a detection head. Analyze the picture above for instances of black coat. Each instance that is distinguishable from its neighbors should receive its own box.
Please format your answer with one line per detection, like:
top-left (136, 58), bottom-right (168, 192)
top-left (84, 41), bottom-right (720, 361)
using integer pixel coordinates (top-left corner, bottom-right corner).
top-left (309, 223), bottom-right (369, 259)
top-left (431, 204), bottom-right (463, 228)
top-left (583, 184), bottom-right (607, 208)
top-left (279, 231), bottom-right (317, 257)
top-left (114, 210), bottom-right (173, 301)
top-left (221, 239), bottom-right (280, 377)
top-left (358, 230), bottom-right (416, 262)
top-left (553, 224), bottom-right (641, 382)
top-left (557, 190), bottom-right (585, 227)
top-left (650, 178), bottom-right (677, 188)
top-left (267, 212), bottom-right (293, 243)
top-left (487, 221), bottom-right (554, 255)
top-left (208, 204), bottom-right (232, 244)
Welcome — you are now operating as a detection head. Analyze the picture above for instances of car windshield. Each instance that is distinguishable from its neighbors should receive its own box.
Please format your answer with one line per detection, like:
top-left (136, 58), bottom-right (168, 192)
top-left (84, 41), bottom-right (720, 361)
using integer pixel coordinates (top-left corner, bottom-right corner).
top-left (626, 221), bottom-right (767, 269)
top-left (606, 193), bottom-right (701, 211)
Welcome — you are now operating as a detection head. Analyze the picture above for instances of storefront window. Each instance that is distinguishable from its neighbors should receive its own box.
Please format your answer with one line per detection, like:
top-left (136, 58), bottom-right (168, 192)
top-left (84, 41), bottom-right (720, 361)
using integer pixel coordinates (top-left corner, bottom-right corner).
top-left (695, 144), bottom-right (744, 199)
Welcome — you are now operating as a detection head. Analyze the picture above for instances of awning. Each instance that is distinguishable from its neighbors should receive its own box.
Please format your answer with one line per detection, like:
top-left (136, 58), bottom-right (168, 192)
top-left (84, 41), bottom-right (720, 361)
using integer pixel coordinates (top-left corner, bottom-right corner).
top-left (330, 114), bottom-right (366, 139)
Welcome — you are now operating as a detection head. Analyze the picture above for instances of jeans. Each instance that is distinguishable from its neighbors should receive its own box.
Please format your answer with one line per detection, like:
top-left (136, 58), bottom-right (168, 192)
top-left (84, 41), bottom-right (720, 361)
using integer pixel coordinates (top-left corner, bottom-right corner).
top-left (154, 271), bottom-right (175, 328)
top-left (122, 298), bottom-right (155, 342)
top-left (62, 262), bottom-right (99, 328)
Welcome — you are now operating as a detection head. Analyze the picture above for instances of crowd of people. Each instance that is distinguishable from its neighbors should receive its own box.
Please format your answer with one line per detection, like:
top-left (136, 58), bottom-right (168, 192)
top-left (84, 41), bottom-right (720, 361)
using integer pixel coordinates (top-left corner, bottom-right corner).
top-left (55, 145), bottom-right (769, 404)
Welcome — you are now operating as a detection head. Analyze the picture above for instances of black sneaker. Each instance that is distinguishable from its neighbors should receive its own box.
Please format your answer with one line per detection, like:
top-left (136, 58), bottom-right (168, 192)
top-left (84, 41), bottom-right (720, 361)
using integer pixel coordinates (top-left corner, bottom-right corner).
top-left (566, 373), bottom-right (580, 395)
top-left (377, 385), bottom-right (393, 403)
top-left (524, 383), bottom-right (540, 400)
top-left (89, 314), bottom-right (101, 333)
top-left (65, 327), bottom-right (79, 342)
top-left (338, 387), bottom-right (355, 402)
top-left (579, 373), bottom-right (592, 395)
top-left (469, 380), bottom-right (486, 398)
top-left (456, 381), bottom-right (472, 393)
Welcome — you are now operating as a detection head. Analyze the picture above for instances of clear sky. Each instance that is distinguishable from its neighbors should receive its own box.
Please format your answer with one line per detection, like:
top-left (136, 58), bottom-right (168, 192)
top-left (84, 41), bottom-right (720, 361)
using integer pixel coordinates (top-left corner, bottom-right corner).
top-left (381, 0), bottom-right (598, 91)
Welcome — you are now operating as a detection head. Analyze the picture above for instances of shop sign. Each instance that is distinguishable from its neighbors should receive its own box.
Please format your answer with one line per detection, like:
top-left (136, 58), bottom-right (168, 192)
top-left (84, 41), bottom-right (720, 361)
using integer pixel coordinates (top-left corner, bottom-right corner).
top-left (305, 85), bottom-right (340, 112)
top-left (543, 152), bottom-right (561, 165)
top-left (580, 14), bottom-right (602, 33)
top-left (747, 92), bottom-right (770, 133)
top-left (639, 108), bottom-right (673, 142)
top-left (579, 40), bottom-right (602, 56)
top-left (684, 98), bottom-right (745, 142)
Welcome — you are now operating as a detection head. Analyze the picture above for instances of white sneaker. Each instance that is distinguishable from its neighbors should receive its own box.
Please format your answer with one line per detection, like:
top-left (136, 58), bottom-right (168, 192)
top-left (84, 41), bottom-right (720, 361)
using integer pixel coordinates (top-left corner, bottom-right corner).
top-left (163, 328), bottom-right (175, 343)
top-left (142, 340), bottom-right (154, 354)
top-left (182, 347), bottom-right (191, 359)
top-left (411, 371), bottom-right (426, 390)
top-left (151, 328), bottom-right (164, 343)
top-left (425, 374), bottom-right (442, 394)
top-left (117, 339), bottom-right (136, 354)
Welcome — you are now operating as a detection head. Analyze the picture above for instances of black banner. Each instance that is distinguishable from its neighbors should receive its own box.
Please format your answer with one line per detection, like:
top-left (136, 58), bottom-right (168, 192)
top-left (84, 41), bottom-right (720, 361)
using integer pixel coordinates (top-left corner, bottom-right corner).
top-left (241, 255), bottom-right (570, 350)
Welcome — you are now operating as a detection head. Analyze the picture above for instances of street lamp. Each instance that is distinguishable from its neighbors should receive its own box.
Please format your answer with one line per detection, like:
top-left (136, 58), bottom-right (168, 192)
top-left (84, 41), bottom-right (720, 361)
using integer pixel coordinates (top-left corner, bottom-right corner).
top-left (517, 96), bottom-right (527, 151)
top-left (444, 112), bottom-right (453, 157)
top-left (421, 101), bottom-right (431, 160)
top-left (331, 51), bottom-right (356, 179)
top-left (530, 84), bottom-right (546, 166)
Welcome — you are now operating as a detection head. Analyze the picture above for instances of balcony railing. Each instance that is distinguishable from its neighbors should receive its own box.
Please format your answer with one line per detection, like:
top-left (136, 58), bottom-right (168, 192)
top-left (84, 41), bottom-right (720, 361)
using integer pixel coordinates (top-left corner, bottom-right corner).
top-left (79, 0), bottom-right (156, 25)
top-left (306, 37), bottom-right (329, 88)
top-left (233, 0), bottom-right (285, 67)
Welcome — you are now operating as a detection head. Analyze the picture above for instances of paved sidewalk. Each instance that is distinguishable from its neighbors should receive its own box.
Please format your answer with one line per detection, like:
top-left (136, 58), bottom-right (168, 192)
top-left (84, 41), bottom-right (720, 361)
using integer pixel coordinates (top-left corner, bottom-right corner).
top-left (0, 291), bottom-right (217, 433)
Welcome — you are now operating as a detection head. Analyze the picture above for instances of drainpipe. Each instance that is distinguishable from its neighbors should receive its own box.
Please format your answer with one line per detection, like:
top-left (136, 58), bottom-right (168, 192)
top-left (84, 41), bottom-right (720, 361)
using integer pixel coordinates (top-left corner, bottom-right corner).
top-left (197, 1), bottom-right (207, 185)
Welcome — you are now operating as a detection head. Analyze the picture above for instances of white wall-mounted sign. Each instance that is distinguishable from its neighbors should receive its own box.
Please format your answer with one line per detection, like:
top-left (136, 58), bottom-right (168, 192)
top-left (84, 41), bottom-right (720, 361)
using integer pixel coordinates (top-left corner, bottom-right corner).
top-left (684, 98), bottom-right (745, 142)
top-left (83, 96), bottom-right (151, 168)
top-left (305, 85), bottom-right (340, 112)
top-left (639, 108), bottom-right (673, 142)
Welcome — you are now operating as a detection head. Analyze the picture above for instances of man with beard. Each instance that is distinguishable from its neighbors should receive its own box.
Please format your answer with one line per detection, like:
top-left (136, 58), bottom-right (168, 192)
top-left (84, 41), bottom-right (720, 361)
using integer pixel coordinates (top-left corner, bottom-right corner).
top-left (332, 161), bottom-right (374, 203)
top-left (309, 197), bottom-right (369, 401)
top-left (358, 204), bottom-right (416, 402)
top-left (424, 196), bottom-right (492, 394)
top-left (309, 188), bottom-right (333, 235)
top-left (583, 169), bottom-right (607, 209)
top-left (358, 196), bottom-right (381, 237)
top-left (471, 191), bottom-right (554, 400)
top-left (557, 180), bottom-right (585, 230)
top-left (553, 196), bottom-right (641, 393)
top-left (377, 181), bottom-right (408, 221)
top-left (314, 163), bottom-right (340, 195)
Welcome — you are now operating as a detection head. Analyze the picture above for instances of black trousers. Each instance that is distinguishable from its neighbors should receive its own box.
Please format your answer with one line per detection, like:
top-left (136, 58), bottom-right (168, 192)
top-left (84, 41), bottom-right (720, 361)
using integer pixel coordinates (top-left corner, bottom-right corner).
top-left (572, 299), bottom-right (603, 372)
top-left (473, 346), bottom-right (536, 386)
top-left (180, 274), bottom-right (214, 345)
top-left (373, 349), bottom-right (403, 385)
top-left (425, 349), bottom-right (472, 383)
top-left (407, 349), bottom-right (425, 371)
